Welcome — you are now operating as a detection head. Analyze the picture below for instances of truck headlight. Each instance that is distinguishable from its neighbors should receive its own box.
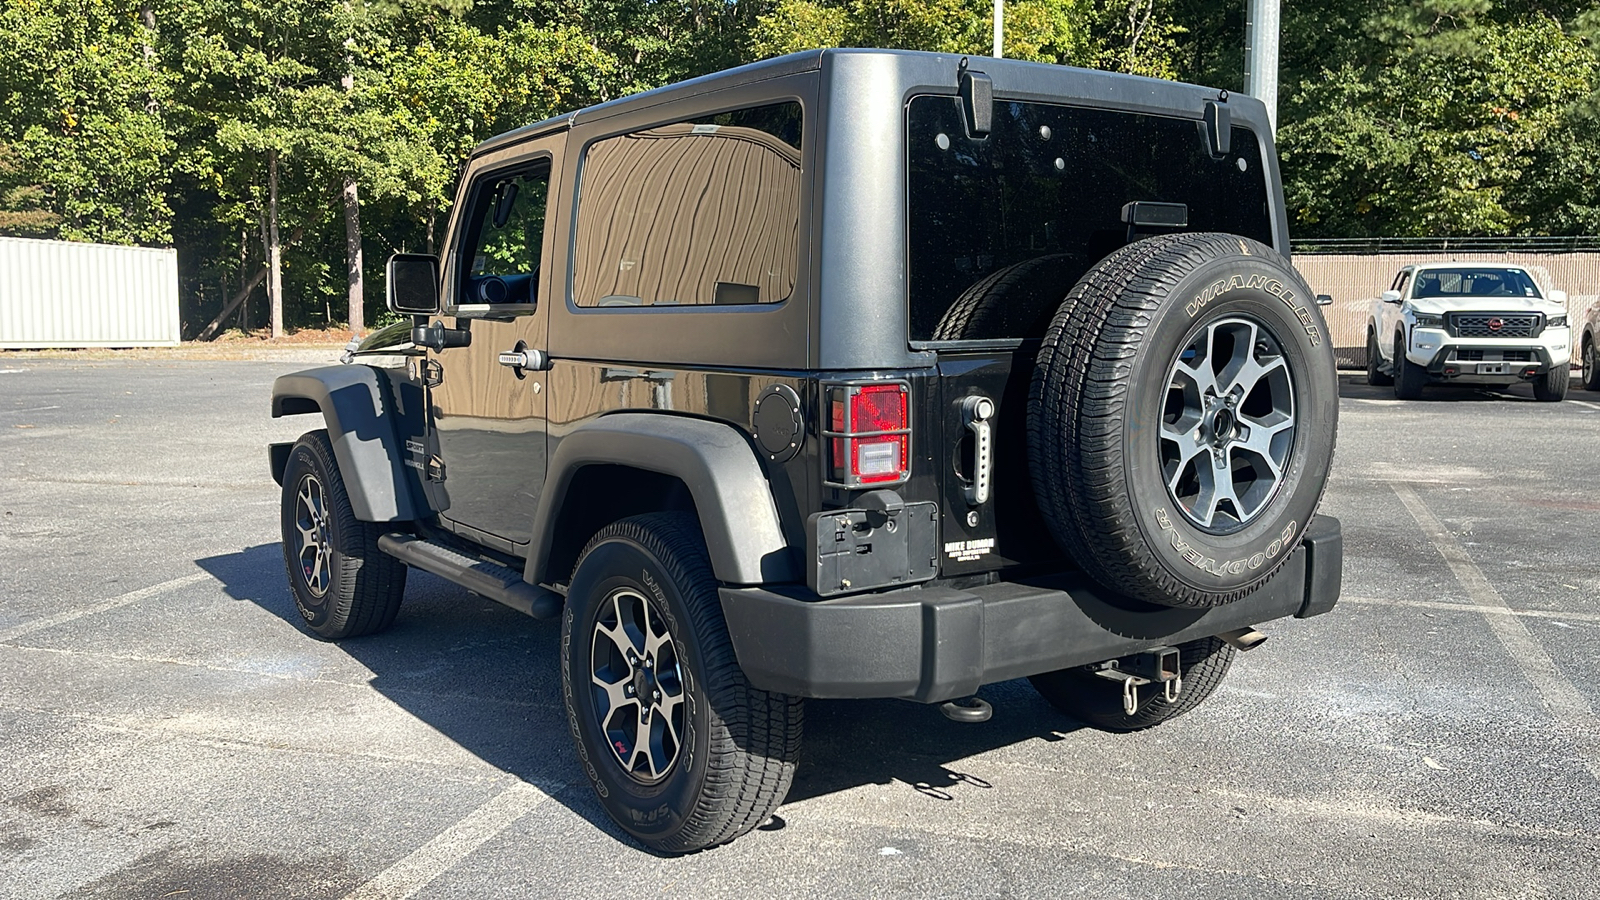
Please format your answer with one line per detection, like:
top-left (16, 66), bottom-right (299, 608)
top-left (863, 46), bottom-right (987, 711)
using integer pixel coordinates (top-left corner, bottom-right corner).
top-left (1547, 315), bottom-right (1567, 327)
top-left (1413, 313), bottom-right (1443, 328)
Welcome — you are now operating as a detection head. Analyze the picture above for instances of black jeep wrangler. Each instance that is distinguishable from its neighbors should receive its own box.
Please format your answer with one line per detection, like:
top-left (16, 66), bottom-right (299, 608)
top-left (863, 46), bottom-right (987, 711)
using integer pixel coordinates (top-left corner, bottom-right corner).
top-left (269, 48), bottom-right (1342, 853)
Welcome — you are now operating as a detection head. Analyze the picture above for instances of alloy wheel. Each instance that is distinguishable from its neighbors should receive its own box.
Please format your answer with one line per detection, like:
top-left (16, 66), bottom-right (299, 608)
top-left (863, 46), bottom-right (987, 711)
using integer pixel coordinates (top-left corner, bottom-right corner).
top-left (1159, 317), bottom-right (1297, 533)
top-left (294, 474), bottom-right (332, 598)
top-left (589, 587), bottom-right (686, 783)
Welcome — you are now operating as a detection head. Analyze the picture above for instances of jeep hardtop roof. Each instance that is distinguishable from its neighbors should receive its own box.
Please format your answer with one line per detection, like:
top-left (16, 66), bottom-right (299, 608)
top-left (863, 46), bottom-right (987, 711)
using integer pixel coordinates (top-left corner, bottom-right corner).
top-left (472, 47), bottom-right (1275, 158)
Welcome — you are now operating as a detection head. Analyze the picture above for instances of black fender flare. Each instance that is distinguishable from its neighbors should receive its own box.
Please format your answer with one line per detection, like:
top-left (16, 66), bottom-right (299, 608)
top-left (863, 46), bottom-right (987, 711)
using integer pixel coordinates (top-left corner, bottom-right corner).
top-left (271, 365), bottom-right (419, 522)
top-left (530, 414), bottom-right (796, 586)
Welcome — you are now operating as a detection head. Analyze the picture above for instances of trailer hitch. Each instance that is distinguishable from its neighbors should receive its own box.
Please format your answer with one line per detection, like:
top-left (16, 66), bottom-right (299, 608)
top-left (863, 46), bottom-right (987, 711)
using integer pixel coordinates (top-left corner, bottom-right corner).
top-left (1093, 646), bottom-right (1182, 715)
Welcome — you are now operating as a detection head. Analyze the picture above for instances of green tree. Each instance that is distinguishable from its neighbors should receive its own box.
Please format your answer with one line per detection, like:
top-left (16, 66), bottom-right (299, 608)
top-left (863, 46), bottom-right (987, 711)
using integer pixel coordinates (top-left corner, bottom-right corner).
top-left (0, 0), bottom-right (172, 243)
top-left (1276, 12), bottom-right (1595, 237)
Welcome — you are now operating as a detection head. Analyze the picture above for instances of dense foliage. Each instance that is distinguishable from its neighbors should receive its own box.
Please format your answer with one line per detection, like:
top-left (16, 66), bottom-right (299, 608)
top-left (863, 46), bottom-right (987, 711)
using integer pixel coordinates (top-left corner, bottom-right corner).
top-left (0, 0), bottom-right (1595, 333)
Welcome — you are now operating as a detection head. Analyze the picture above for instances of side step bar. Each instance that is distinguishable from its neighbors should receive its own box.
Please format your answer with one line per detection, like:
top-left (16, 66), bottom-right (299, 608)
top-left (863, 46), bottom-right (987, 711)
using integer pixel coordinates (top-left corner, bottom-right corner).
top-left (378, 533), bottom-right (563, 620)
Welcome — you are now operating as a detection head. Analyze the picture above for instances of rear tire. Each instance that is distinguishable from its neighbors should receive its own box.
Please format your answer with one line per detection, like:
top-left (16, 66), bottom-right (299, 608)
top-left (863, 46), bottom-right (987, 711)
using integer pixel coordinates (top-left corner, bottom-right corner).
top-left (1366, 329), bottom-right (1393, 386)
top-left (561, 513), bottom-right (802, 854)
top-left (1029, 637), bottom-right (1236, 732)
top-left (1583, 337), bottom-right (1600, 391)
top-left (1393, 334), bottom-right (1427, 400)
top-left (1028, 233), bottom-right (1338, 608)
top-left (280, 430), bottom-right (407, 640)
top-left (1533, 363), bottom-right (1569, 402)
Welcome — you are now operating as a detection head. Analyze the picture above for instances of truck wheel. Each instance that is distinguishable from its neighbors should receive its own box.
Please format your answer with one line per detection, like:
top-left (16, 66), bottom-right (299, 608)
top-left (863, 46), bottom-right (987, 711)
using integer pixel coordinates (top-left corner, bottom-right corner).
top-left (1365, 329), bottom-right (1393, 386)
top-left (1028, 233), bottom-right (1337, 608)
top-left (1584, 337), bottom-right (1600, 391)
top-left (561, 512), bottom-right (802, 854)
top-left (279, 430), bottom-right (406, 640)
top-left (1533, 363), bottom-right (1569, 402)
top-left (1393, 333), bottom-right (1427, 400)
top-left (1029, 637), bottom-right (1235, 732)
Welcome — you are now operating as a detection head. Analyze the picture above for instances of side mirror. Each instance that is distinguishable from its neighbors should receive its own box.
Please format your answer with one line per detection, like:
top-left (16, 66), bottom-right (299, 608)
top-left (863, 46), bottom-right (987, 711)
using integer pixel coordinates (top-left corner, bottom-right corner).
top-left (1315, 293), bottom-right (1334, 307)
top-left (1550, 289), bottom-right (1568, 306)
top-left (387, 253), bottom-right (440, 316)
top-left (1381, 290), bottom-right (1401, 304)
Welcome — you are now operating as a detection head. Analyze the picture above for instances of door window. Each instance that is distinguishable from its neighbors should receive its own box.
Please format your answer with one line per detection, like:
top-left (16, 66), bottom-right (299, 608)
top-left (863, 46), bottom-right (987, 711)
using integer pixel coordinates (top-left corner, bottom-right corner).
top-left (458, 165), bottom-right (551, 307)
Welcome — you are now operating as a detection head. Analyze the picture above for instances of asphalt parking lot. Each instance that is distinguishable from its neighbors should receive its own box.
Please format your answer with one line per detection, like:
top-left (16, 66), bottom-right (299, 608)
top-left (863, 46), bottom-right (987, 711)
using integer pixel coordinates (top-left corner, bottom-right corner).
top-left (3, 356), bottom-right (1599, 899)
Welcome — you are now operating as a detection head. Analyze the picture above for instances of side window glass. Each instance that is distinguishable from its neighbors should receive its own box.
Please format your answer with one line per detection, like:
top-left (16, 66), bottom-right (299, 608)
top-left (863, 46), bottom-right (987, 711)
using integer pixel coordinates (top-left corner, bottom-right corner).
top-left (459, 166), bottom-right (550, 306)
top-left (1396, 272), bottom-right (1412, 298)
top-left (573, 101), bottom-right (803, 307)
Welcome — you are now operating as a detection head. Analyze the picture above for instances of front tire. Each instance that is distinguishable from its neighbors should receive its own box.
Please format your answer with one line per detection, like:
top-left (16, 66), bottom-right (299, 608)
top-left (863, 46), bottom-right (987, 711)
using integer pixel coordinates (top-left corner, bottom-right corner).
top-left (1534, 363), bottom-right (1569, 402)
top-left (561, 513), bottom-right (802, 854)
top-left (279, 430), bottom-right (407, 640)
top-left (1029, 637), bottom-right (1236, 732)
top-left (1584, 336), bottom-right (1600, 391)
top-left (1393, 334), bottom-right (1427, 400)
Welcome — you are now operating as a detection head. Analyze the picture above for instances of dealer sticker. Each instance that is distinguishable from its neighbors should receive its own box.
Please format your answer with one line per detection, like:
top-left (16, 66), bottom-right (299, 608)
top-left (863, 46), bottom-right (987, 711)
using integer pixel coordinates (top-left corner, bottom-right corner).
top-left (944, 538), bottom-right (995, 562)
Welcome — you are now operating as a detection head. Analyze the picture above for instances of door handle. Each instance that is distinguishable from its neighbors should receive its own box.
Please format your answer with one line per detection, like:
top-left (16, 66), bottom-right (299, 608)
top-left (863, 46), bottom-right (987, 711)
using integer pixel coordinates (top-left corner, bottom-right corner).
top-left (498, 347), bottom-right (551, 372)
top-left (961, 395), bottom-right (994, 505)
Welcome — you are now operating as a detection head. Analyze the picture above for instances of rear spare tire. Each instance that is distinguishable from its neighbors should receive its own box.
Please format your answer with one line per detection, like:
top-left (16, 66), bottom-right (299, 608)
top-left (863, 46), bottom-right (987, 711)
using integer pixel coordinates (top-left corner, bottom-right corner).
top-left (1029, 233), bottom-right (1337, 608)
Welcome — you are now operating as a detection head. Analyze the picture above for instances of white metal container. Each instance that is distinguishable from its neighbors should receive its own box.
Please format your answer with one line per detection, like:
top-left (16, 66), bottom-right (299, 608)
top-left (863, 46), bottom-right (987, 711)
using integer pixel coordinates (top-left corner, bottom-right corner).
top-left (0, 236), bottom-right (180, 348)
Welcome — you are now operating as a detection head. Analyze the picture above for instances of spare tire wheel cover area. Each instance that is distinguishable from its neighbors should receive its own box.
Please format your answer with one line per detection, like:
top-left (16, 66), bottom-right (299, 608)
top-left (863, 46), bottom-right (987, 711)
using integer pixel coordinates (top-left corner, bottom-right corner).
top-left (1035, 234), bottom-right (1337, 607)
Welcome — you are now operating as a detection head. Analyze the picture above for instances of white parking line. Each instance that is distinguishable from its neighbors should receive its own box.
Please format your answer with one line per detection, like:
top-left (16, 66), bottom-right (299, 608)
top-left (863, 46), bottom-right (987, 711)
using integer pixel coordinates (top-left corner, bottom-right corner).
top-left (1393, 483), bottom-right (1600, 782)
top-left (0, 572), bottom-right (211, 643)
top-left (1343, 595), bottom-right (1600, 624)
top-left (342, 781), bottom-right (559, 900)
top-left (1, 405), bottom-right (60, 416)
top-left (1567, 399), bottom-right (1600, 412)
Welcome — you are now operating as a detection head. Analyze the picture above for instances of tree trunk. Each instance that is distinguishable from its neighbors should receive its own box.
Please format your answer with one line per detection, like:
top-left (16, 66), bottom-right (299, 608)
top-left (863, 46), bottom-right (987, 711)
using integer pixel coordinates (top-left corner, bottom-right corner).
top-left (268, 149), bottom-right (284, 340)
top-left (343, 178), bottom-right (363, 335)
top-left (340, 24), bottom-right (363, 336)
top-left (139, 4), bottom-right (158, 114)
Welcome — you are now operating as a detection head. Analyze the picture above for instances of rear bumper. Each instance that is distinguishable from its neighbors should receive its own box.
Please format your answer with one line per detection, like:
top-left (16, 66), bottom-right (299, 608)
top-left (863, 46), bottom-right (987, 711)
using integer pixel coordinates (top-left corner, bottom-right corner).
top-left (720, 515), bottom-right (1342, 703)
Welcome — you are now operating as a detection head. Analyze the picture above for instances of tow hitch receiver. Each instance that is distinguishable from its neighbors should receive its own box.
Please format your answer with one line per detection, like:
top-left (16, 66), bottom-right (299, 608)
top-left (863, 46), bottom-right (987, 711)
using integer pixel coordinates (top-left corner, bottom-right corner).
top-left (1093, 647), bottom-right (1182, 715)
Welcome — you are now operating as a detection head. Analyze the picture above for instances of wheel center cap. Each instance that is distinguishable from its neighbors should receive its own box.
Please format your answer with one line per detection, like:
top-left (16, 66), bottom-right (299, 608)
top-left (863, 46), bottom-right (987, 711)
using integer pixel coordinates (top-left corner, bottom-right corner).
top-left (1211, 407), bottom-right (1237, 444)
top-left (632, 665), bottom-right (655, 702)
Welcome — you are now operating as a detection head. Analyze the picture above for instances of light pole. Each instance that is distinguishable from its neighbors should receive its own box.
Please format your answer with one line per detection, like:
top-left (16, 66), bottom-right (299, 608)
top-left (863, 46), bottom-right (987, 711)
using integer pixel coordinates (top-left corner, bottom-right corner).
top-left (1244, 0), bottom-right (1281, 131)
top-left (993, 0), bottom-right (1004, 57)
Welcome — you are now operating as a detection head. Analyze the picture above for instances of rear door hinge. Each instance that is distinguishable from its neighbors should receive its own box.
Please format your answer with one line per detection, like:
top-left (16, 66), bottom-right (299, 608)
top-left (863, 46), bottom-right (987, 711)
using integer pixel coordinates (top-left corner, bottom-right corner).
top-left (424, 359), bottom-right (444, 388)
top-left (427, 455), bottom-right (446, 482)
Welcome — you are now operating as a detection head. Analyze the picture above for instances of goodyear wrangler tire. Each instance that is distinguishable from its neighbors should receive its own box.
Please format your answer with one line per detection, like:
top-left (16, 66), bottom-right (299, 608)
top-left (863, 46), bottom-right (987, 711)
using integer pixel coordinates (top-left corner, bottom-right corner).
top-left (1028, 233), bottom-right (1337, 608)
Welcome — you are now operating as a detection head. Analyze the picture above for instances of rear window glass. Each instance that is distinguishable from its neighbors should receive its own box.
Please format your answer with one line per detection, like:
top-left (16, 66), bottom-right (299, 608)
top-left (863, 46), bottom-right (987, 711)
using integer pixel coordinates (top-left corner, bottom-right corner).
top-left (573, 102), bottom-right (803, 308)
top-left (908, 97), bottom-right (1273, 342)
top-left (1411, 268), bottom-right (1542, 298)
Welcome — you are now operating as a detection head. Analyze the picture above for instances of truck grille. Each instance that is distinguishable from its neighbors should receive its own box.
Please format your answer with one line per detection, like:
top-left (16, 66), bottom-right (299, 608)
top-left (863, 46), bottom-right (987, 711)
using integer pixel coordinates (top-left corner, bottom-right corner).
top-left (1455, 349), bottom-right (1534, 362)
top-left (1448, 313), bottom-right (1541, 338)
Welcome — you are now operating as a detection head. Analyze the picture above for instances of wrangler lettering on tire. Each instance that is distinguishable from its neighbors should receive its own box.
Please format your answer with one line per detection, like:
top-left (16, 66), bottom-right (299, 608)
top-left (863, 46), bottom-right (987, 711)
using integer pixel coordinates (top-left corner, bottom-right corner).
top-left (1029, 233), bottom-right (1338, 608)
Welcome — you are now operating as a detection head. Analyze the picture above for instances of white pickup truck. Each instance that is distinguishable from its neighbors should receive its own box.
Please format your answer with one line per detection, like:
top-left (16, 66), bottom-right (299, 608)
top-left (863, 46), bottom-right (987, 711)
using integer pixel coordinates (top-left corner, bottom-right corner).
top-left (1365, 263), bottom-right (1571, 401)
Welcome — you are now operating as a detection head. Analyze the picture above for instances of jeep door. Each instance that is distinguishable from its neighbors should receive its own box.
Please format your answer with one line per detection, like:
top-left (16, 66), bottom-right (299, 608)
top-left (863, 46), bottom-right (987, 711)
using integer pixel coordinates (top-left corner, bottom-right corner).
top-left (426, 137), bottom-right (561, 547)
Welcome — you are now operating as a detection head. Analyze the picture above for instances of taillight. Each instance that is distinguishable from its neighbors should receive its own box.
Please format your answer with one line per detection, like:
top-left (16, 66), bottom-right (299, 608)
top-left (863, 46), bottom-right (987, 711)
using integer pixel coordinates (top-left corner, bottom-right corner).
top-left (825, 382), bottom-right (910, 487)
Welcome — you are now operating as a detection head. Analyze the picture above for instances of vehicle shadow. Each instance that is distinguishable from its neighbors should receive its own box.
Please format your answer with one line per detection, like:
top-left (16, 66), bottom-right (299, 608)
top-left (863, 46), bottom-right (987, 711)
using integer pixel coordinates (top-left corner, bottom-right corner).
top-left (1336, 372), bottom-right (1550, 402)
top-left (197, 545), bottom-right (1087, 839)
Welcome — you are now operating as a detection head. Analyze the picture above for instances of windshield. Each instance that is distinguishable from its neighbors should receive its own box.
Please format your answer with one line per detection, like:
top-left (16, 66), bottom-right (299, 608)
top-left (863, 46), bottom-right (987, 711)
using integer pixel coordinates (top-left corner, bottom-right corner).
top-left (907, 96), bottom-right (1273, 343)
top-left (1411, 268), bottom-right (1542, 299)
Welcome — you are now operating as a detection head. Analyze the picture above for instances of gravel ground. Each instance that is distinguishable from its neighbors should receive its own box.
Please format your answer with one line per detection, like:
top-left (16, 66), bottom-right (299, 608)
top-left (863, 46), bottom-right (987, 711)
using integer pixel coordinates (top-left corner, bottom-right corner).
top-left (1, 359), bottom-right (1597, 900)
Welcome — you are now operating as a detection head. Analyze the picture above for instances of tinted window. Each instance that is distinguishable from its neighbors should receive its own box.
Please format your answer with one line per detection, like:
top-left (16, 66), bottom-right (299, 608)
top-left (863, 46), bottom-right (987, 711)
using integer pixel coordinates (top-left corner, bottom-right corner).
top-left (573, 102), bottom-right (803, 307)
top-left (458, 167), bottom-right (549, 306)
top-left (1412, 267), bottom-right (1542, 299)
top-left (908, 97), bottom-right (1273, 342)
